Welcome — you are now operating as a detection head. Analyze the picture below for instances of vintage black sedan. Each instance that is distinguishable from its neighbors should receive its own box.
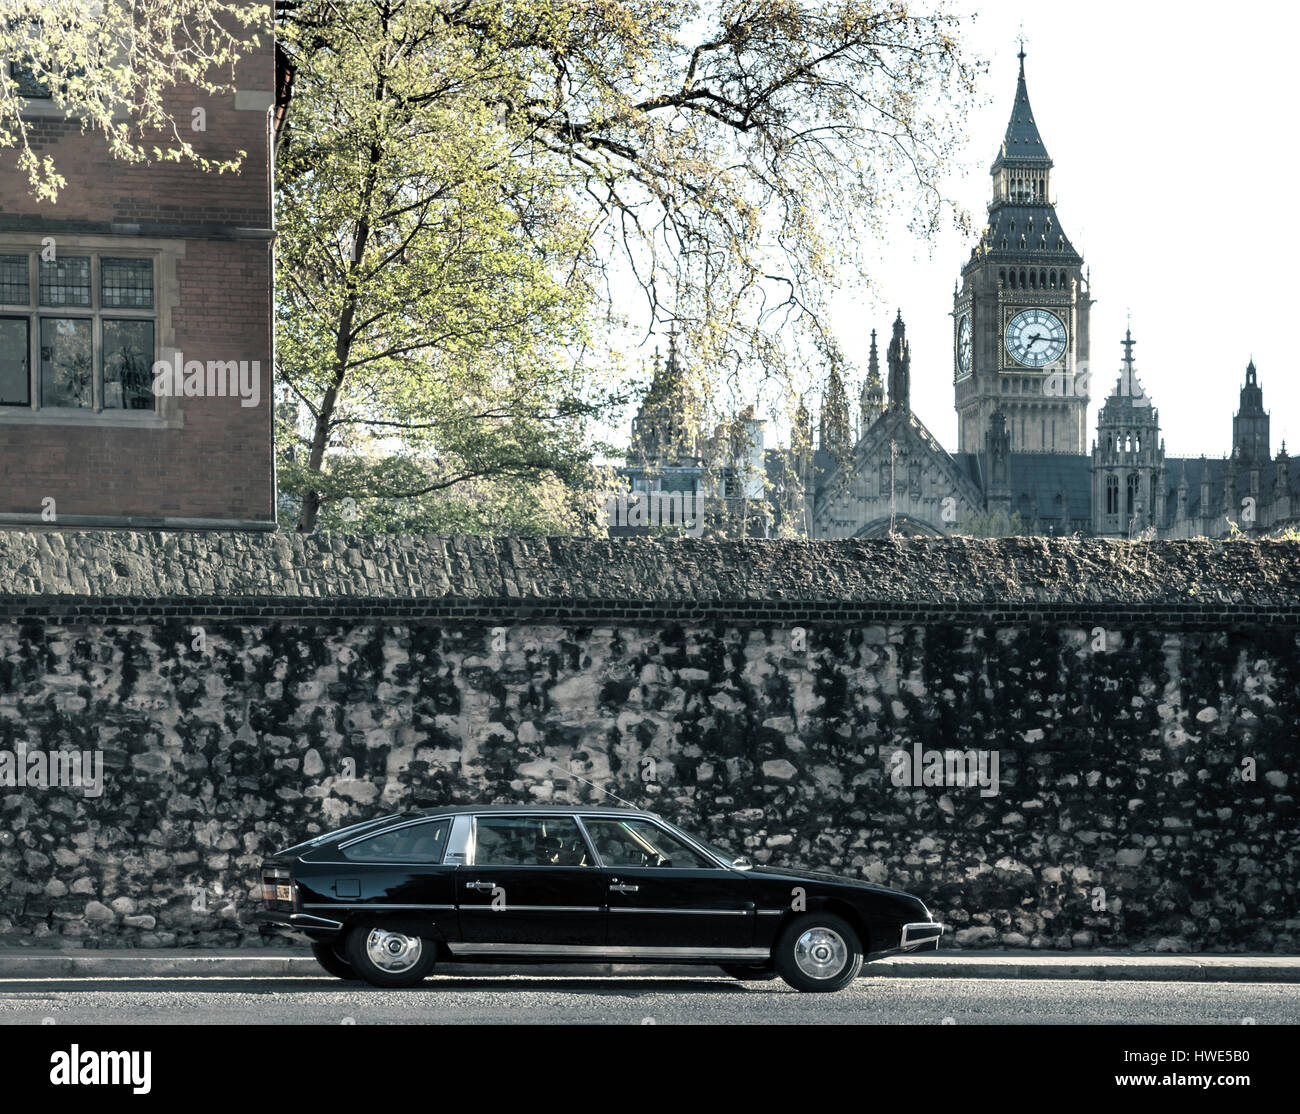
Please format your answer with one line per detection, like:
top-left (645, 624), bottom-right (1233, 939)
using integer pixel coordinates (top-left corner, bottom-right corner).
top-left (253, 805), bottom-right (943, 992)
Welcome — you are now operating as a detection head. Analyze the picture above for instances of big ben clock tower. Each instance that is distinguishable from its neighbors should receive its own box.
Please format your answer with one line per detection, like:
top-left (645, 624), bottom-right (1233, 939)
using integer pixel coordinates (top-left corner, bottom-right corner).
top-left (954, 47), bottom-right (1091, 454)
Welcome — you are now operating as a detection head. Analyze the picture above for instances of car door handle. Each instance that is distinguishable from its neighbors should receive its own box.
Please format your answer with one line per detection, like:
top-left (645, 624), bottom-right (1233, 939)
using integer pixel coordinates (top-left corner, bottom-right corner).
top-left (464, 881), bottom-right (496, 892)
top-left (609, 883), bottom-right (639, 894)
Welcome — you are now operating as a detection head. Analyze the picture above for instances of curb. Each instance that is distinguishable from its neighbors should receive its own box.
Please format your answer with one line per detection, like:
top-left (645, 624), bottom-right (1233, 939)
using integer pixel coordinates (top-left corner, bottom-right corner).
top-left (870, 954), bottom-right (1300, 982)
top-left (2, 950), bottom-right (1298, 983)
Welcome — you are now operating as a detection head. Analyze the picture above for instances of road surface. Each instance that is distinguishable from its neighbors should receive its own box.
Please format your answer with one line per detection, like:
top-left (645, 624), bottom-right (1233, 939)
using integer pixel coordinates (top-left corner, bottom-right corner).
top-left (1, 974), bottom-right (1295, 1025)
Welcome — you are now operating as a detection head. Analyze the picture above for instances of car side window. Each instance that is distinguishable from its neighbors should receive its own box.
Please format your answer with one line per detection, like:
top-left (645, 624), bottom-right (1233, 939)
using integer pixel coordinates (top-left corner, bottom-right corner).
top-left (582, 819), bottom-right (716, 869)
top-left (473, 816), bottom-right (590, 867)
top-left (341, 819), bottom-right (451, 863)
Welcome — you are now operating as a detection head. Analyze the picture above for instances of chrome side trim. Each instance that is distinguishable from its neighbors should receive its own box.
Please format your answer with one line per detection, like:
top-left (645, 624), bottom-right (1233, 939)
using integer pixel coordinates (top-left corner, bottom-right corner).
top-left (447, 944), bottom-right (772, 960)
top-left (446, 814), bottom-right (474, 865)
top-left (304, 861), bottom-right (460, 868)
top-left (461, 905), bottom-right (602, 913)
top-left (303, 903), bottom-right (455, 912)
top-left (450, 863), bottom-right (598, 871)
top-left (257, 912), bottom-right (344, 931)
top-left (755, 910), bottom-right (786, 916)
top-left (296, 915), bottom-right (344, 931)
top-left (608, 907), bottom-right (749, 916)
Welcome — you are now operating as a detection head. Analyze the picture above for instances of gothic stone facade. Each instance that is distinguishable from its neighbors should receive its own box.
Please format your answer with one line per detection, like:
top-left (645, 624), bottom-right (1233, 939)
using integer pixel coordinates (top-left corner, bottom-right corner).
top-left (795, 52), bottom-right (1296, 540)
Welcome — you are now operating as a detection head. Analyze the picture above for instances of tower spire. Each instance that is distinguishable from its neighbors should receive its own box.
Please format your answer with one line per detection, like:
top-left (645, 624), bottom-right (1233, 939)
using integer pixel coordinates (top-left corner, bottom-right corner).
top-left (887, 310), bottom-right (911, 413)
top-left (1121, 326), bottom-right (1135, 369)
top-left (1119, 327), bottom-right (1138, 400)
top-left (994, 42), bottom-right (1051, 168)
top-left (862, 326), bottom-right (884, 428)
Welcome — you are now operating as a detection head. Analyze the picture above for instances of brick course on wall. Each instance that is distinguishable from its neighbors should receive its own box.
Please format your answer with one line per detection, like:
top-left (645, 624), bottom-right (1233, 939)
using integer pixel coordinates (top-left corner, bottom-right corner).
top-left (0, 533), bottom-right (1297, 951)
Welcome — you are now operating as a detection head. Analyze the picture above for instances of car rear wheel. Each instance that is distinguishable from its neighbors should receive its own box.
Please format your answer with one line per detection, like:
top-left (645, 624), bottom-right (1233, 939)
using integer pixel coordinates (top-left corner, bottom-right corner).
top-left (773, 913), bottom-right (863, 992)
top-left (719, 963), bottom-right (780, 981)
top-left (311, 941), bottom-right (361, 981)
top-left (344, 926), bottom-right (437, 988)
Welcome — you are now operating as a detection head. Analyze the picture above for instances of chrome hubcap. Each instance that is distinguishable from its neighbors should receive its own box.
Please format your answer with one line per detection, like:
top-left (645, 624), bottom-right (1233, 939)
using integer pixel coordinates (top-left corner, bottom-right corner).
top-left (793, 927), bottom-right (849, 979)
top-left (365, 929), bottom-right (422, 973)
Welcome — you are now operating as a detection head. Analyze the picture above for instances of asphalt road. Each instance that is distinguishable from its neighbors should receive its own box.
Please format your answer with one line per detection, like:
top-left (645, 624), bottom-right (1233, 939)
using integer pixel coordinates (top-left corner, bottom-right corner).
top-left (1, 974), bottom-right (1296, 1024)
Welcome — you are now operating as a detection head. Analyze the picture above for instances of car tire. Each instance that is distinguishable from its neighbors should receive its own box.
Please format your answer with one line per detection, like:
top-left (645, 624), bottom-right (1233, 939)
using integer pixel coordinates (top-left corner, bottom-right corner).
top-left (343, 925), bottom-right (437, 988)
top-left (719, 964), bottom-right (780, 981)
top-left (311, 941), bottom-right (361, 981)
top-left (773, 913), bottom-right (863, 993)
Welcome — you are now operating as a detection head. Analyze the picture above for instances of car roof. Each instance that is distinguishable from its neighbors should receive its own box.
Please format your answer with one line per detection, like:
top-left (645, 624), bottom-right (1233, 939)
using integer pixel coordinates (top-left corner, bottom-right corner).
top-left (412, 804), bottom-right (662, 820)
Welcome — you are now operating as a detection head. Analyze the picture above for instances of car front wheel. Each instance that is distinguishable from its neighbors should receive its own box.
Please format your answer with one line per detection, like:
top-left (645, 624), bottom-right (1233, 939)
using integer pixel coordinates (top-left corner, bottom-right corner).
top-left (311, 941), bottom-right (361, 981)
top-left (344, 926), bottom-right (437, 988)
top-left (773, 913), bottom-right (863, 992)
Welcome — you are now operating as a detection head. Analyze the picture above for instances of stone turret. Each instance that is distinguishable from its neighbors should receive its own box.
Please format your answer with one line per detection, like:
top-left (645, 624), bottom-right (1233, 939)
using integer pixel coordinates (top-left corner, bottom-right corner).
top-left (887, 310), bottom-right (911, 413)
top-left (1233, 358), bottom-right (1270, 467)
top-left (984, 408), bottom-right (1011, 515)
top-left (1090, 329), bottom-right (1164, 536)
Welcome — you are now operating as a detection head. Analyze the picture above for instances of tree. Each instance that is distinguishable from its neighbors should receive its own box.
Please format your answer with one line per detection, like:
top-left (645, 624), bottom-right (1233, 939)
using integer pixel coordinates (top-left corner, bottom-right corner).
top-left (275, 0), bottom-right (621, 532)
top-left (4, 2), bottom-right (980, 535)
top-left (275, 1), bottom-right (978, 532)
top-left (0, 0), bottom-right (267, 203)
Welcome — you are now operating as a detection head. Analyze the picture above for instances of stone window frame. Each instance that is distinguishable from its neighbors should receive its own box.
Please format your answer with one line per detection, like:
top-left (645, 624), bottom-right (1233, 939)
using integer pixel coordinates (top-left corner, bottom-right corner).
top-left (0, 233), bottom-right (184, 430)
top-left (5, 14), bottom-right (130, 123)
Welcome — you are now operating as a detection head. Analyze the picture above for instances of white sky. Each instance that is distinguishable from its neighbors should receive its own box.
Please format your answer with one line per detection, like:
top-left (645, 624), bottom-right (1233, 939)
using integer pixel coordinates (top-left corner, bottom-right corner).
top-left (607, 0), bottom-right (1300, 462)
top-left (830, 0), bottom-right (1300, 459)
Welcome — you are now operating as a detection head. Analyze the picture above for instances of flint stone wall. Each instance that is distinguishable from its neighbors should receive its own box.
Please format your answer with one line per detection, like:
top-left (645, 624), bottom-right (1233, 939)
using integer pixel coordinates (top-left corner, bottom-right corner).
top-left (0, 532), bottom-right (1297, 952)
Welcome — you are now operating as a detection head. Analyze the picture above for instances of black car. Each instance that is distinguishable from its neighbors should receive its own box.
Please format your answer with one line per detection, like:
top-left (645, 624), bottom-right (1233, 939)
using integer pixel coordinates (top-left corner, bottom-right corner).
top-left (254, 805), bottom-right (943, 992)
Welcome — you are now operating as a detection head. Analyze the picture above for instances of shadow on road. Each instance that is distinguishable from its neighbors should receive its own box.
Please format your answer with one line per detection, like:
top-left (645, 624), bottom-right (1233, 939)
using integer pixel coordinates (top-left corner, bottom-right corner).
top-left (0, 976), bottom-right (760, 996)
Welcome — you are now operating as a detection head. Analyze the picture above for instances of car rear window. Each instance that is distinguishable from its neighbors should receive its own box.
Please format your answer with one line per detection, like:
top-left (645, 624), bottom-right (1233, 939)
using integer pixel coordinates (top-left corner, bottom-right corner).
top-left (341, 819), bottom-right (452, 863)
top-left (275, 815), bottom-right (405, 857)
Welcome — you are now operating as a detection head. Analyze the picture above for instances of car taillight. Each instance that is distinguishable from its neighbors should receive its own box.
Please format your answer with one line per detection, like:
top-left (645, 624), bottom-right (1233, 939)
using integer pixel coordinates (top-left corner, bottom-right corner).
top-left (261, 866), bottom-right (294, 909)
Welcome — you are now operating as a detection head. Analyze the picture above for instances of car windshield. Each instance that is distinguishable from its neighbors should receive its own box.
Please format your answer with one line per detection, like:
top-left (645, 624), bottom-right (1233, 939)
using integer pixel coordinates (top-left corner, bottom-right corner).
top-left (661, 821), bottom-right (749, 868)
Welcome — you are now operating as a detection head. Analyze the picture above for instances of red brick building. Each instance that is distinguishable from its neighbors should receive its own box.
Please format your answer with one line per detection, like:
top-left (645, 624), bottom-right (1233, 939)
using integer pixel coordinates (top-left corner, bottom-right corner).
top-left (0, 5), bottom-right (278, 529)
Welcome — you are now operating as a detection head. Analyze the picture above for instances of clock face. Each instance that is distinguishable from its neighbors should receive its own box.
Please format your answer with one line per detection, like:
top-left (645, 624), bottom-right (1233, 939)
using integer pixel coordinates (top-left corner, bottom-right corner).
top-left (1005, 308), bottom-right (1067, 367)
top-left (957, 314), bottom-right (972, 373)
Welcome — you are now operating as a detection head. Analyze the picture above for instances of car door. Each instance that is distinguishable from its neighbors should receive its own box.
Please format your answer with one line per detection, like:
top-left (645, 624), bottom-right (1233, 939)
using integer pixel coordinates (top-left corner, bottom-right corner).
top-left (455, 813), bottom-right (606, 951)
top-left (300, 816), bottom-right (459, 938)
top-left (581, 816), bottom-right (755, 952)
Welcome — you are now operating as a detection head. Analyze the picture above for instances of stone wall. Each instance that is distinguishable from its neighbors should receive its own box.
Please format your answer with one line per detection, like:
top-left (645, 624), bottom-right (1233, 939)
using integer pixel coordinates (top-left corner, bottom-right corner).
top-left (1, 533), bottom-right (1297, 951)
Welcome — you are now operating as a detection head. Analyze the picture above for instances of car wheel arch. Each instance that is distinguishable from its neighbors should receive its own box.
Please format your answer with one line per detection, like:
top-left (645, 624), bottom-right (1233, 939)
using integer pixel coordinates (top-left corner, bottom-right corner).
top-left (770, 897), bottom-right (870, 957)
top-left (337, 911), bottom-right (452, 948)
